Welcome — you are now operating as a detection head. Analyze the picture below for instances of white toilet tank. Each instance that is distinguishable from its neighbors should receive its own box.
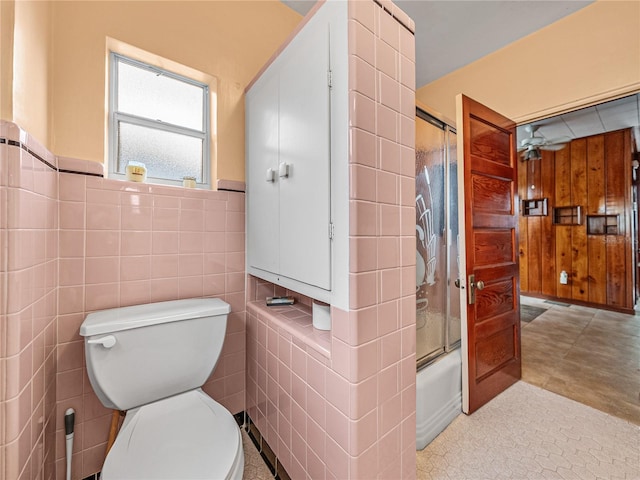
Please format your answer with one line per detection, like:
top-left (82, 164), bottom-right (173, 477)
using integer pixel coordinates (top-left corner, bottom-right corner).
top-left (80, 298), bottom-right (230, 411)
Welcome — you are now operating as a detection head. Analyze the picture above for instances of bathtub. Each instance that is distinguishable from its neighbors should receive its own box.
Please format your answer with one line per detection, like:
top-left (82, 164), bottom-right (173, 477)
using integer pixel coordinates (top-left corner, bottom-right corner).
top-left (416, 348), bottom-right (462, 450)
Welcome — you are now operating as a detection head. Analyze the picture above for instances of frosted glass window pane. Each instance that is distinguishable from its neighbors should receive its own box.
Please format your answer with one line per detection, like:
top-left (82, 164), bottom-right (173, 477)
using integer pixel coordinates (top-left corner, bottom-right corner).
top-left (118, 122), bottom-right (203, 182)
top-left (118, 60), bottom-right (204, 131)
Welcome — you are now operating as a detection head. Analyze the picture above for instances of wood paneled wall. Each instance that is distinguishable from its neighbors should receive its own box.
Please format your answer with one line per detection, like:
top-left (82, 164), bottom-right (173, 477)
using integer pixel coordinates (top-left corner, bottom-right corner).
top-left (518, 128), bottom-right (635, 311)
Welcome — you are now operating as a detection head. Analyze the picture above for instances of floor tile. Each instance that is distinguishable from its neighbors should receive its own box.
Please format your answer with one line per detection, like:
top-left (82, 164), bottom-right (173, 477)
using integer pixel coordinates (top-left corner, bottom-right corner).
top-left (417, 382), bottom-right (640, 480)
top-left (521, 299), bottom-right (640, 425)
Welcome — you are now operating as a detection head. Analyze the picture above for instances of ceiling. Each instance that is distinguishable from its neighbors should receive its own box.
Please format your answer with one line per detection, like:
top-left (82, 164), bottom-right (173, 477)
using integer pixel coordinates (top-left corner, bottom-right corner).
top-left (281, 0), bottom-right (639, 150)
top-left (281, 0), bottom-right (593, 87)
top-left (517, 93), bottom-right (640, 153)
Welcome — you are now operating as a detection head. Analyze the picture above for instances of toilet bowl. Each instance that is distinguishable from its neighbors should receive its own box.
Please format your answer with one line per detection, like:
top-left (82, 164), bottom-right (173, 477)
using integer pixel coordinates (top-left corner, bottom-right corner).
top-left (80, 298), bottom-right (243, 480)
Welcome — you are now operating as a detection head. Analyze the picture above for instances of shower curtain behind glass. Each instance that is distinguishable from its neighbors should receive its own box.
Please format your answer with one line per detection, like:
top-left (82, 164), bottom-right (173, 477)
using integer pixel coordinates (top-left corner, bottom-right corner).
top-left (415, 109), bottom-right (461, 369)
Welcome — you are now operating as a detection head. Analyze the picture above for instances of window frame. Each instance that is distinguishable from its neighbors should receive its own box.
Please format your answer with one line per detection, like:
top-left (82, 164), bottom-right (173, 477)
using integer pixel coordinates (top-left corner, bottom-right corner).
top-left (108, 52), bottom-right (211, 188)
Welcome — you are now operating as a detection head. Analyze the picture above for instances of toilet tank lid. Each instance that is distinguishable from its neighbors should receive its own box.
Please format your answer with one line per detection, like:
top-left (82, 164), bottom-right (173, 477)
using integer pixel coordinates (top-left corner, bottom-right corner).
top-left (80, 298), bottom-right (231, 337)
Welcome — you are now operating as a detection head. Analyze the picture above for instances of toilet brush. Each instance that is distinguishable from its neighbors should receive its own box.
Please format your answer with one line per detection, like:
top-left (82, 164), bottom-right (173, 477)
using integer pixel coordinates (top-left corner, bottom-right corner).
top-left (64, 408), bottom-right (75, 480)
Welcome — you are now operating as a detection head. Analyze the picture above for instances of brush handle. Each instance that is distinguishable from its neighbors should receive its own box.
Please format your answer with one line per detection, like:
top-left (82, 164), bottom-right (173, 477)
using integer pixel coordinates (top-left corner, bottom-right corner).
top-left (65, 434), bottom-right (73, 480)
top-left (64, 408), bottom-right (75, 480)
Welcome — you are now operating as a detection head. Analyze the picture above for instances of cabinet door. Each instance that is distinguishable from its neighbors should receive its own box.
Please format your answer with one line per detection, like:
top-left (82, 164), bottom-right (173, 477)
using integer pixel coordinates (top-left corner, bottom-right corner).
top-left (246, 71), bottom-right (280, 275)
top-left (278, 20), bottom-right (331, 290)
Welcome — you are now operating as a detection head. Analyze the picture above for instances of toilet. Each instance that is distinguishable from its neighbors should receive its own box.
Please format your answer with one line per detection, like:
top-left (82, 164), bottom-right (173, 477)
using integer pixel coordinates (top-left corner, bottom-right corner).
top-left (80, 298), bottom-right (244, 480)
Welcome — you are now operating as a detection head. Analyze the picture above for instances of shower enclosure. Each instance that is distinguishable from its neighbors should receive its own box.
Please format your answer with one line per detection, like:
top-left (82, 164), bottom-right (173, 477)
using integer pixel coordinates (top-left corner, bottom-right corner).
top-left (415, 108), bottom-right (461, 369)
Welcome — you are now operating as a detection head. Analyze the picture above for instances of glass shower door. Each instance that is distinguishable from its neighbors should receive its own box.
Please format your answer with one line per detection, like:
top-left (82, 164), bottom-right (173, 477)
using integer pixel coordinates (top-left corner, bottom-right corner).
top-left (415, 109), bottom-right (461, 369)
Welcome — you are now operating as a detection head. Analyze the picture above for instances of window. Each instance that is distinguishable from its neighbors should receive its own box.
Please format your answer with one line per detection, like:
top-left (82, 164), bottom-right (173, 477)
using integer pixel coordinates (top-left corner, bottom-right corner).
top-left (109, 53), bottom-right (210, 187)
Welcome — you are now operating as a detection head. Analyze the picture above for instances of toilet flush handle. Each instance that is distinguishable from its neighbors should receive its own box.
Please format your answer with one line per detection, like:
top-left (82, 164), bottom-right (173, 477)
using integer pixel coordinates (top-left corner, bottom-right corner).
top-left (87, 335), bottom-right (117, 349)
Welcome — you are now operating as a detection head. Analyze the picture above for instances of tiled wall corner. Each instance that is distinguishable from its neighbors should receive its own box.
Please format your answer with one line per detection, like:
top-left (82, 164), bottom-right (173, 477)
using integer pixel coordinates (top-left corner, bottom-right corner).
top-left (348, 1), bottom-right (417, 478)
top-left (1, 121), bottom-right (59, 480)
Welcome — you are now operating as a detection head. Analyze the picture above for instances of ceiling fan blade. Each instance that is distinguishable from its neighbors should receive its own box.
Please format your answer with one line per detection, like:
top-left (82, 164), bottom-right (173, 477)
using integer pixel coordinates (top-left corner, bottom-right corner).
top-left (540, 144), bottom-right (568, 151)
top-left (545, 136), bottom-right (572, 145)
top-left (521, 137), bottom-right (545, 147)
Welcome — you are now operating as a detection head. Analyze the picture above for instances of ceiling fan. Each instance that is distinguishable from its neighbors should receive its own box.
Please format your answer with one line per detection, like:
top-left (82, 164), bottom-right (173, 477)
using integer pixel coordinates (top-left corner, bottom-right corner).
top-left (519, 125), bottom-right (571, 161)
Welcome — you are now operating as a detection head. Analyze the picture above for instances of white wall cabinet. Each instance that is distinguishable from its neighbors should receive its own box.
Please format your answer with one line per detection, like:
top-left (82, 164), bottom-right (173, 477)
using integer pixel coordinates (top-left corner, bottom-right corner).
top-left (246, 1), bottom-right (349, 306)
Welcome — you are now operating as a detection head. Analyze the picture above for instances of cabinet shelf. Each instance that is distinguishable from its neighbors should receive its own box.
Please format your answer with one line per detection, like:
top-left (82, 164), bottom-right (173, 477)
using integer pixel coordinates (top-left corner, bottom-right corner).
top-left (587, 214), bottom-right (619, 235)
top-left (521, 198), bottom-right (548, 216)
top-left (553, 206), bottom-right (582, 225)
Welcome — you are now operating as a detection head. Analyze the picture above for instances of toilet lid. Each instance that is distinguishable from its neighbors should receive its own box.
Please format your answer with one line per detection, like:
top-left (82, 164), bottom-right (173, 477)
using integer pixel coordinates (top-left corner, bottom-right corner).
top-left (103, 390), bottom-right (242, 479)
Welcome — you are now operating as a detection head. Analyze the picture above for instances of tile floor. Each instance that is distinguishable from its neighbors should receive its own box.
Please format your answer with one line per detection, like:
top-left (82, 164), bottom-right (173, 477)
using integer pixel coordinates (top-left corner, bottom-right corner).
top-left (417, 381), bottom-right (640, 479)
top-left (520, 297), bottom-right (640, 425)
top-left (242, 429), bottom-right (274, 480)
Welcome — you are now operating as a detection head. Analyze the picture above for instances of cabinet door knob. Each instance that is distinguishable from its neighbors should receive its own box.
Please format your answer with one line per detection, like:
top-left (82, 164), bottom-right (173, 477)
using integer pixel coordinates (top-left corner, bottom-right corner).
top-left (266, 168), bottom-right (275, 182)
top-left (279, 162), bottom-right (290, 178)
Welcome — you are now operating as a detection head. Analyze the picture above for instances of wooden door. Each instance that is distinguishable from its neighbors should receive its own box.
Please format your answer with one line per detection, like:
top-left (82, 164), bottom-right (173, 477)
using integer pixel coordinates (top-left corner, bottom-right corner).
top-left (457, 95), bottom-right (521, 414)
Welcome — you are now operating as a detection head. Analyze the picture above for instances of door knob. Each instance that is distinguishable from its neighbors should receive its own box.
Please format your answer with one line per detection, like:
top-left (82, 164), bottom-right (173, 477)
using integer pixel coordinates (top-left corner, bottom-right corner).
top-left (278, 162), bottom-right (289, 178)
top-left (266, 168), bottom-right (275, 182)
top-left (476, 280), bottom-right (485, 290)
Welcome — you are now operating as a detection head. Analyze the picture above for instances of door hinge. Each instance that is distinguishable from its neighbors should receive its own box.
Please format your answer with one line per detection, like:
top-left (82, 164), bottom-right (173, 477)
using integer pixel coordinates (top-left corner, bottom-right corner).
top-left (329, 222), bottom-right (335, 239)
top-left (327, 69), bottom-right (333, 89)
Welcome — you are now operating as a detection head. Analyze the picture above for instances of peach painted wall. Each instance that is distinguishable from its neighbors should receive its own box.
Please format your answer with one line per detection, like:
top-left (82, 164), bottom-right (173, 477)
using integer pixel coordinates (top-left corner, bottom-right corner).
top-left (50, 0), bottom-right (301, 184)
top-left (245, 1), bottom-right (417, 478)
top-left (1, 120), bottom-right (247, 480)
top-left (1, 0), bottom-right (16, 123)
top-left (2, 0), bottom-right (52, 149)
top-left (416, 1), bottom-right (640, 125)
top-left (1, 122), bottom-right (59, 480)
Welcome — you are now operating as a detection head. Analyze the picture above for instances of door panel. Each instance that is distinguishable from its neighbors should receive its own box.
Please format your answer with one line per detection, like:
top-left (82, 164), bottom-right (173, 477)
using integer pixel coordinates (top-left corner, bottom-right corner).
top-left (476, 279), bottom-right (514, 321)
top-left (469, 117), bottom-right (511, 165)
top-left (246, 72), bottom-right (280, 275)
top-left (457, 94), bottom-right (521, 414)
top-left (278, 19), bottom-right (331, 290)
top-left (473, 230), bottom-right (514, 265)
top-left (471, 175), bottom-right (512, 213)
top-left (475, 328), bottom-right (516, 378)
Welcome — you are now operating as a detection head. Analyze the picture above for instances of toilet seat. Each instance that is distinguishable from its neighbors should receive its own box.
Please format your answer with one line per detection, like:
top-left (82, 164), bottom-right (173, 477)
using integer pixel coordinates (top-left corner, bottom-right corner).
top-left (102, 389), bottom-right (244, 480)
